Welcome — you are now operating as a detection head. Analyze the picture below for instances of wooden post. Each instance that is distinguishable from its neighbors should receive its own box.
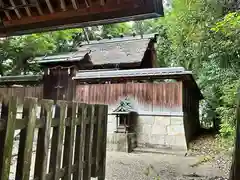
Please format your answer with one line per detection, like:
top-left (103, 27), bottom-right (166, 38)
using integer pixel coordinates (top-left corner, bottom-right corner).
top-left (230, 90), bottom-right (240, 180)
top-left (16, 97), bottom-right (38, 180)
top-left (0, 96), bottom-right (17, 180)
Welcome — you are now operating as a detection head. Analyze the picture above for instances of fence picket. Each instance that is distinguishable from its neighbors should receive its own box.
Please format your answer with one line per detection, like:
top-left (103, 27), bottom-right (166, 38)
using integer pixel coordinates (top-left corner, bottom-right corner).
top-left (91, 104), bottom-right (101, 177)
top-left (95, 105), bottom-right (104, 176)
top-left (75, 103), bottom-right (87, 180)
top-left (98, 105), bottom-right (108, 180)
top-left (62, 102), bottom-right (77, 180)
top-left (16, 97), bottom-right (38, 180)
top-left (0, 97), bottom-right (9, 179)
top-left (0, 96), bottom-right (17, 180)
top-left (34, 99), bottom-right (54, 180)
top-left (83, 104), bottom-right (95, 180)
top-left (50, 101), bottom-right (68, 180)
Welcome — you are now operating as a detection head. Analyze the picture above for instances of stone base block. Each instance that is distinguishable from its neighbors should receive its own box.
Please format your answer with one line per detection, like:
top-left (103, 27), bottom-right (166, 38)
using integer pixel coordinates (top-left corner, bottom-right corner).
top-left (107, 132), bottom-right (137, 153)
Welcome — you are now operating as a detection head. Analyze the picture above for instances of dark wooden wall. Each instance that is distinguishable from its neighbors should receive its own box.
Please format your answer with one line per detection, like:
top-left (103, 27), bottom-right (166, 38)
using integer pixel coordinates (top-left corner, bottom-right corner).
top-left (182, 81), bottom-right (201, 144)
top-left (43, 67), bottom-right (77, 101)
top-left (75, 82), bottom-right (182, 111)
top-left (0, 85), bottom-right (43, 102)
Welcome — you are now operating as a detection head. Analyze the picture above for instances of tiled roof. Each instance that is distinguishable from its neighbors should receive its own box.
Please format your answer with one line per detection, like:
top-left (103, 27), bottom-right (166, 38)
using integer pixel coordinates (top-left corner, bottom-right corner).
top-left (34, 34), bottom-right (154, 65)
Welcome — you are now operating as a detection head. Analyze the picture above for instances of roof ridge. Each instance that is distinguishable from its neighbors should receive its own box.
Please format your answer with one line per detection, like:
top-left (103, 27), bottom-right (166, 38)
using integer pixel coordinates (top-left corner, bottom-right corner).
top-left (78, 34), bottom-right (156, 47)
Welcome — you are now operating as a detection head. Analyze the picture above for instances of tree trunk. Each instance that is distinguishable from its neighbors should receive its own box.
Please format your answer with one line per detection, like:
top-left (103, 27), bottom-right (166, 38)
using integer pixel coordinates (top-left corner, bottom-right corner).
top-left (229, 90), bottom-right (240, 180)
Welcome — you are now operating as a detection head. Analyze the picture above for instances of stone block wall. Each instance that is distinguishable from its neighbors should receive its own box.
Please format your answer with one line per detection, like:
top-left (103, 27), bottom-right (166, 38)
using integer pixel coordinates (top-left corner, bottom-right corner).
top-left (136, 115), bottom-right (187, 151)
top-left (106, 114), bottom-right (188, 152)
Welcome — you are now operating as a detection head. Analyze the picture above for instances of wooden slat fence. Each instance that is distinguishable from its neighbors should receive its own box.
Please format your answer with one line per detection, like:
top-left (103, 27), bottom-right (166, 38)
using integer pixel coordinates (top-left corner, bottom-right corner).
top-left (0, 96), bottom-right (108, 180)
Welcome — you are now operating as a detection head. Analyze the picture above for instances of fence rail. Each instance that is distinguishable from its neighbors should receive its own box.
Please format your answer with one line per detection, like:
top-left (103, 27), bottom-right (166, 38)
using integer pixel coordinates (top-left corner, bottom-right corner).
top-left (0, 96), bottom-right (108, 180)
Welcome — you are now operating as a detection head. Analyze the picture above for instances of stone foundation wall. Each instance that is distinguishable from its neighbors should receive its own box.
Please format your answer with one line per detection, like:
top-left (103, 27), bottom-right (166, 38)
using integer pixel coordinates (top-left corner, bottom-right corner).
top-left (136, 115), bottom-right (187, 151)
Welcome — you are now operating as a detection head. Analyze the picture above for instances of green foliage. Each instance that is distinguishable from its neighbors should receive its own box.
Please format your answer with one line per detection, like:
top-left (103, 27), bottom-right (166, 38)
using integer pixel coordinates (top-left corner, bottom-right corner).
top-left (0, 29), bottom-right (82, 75)
top-left (156, 0), bottom-right (240, 140)
top-left (101, 23), bottom-right (132, 38)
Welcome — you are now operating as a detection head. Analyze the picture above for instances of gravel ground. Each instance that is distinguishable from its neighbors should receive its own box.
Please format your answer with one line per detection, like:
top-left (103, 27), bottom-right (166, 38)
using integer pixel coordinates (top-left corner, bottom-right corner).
top-left (104, 151), bottom-right (229, 180)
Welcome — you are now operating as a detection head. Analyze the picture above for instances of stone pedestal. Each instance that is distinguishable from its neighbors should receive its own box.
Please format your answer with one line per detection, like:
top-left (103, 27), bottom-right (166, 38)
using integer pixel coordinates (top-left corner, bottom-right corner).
top-left (107, 133), bottom-right (137, 153)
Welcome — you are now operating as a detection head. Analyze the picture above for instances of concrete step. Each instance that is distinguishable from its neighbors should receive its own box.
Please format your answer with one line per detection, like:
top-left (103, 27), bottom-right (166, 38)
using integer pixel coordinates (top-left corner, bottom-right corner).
top-left (133, 147), bottom-right (187, 156)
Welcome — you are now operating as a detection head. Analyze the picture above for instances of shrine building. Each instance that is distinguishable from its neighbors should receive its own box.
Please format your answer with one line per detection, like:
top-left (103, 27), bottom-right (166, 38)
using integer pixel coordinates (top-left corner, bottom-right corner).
top-left (0, 34), bottom-right (203, 153)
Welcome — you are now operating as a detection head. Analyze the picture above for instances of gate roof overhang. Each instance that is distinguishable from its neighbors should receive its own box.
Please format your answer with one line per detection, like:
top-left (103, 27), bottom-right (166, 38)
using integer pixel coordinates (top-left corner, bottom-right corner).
top-left (0, 0), bottom-right (164, 36)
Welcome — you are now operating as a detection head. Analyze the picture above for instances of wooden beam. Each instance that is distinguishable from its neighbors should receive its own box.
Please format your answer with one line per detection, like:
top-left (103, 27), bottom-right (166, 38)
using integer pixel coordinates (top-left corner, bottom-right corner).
top-left (100, 0), bottom-right (105, 6)
top-left (85, 0), bottom-right (90, 8)
top-left (3, 11), bottom-right (11, 20)
top-left (0, 0), bottom-right (12, 20)
top-left (71, 0), bottom-right (78, 9)
top-left (4, 1), bottom-right (136, 27)
top-left (35, 0), bottom-right (43, 15)
top-left (21, 0), bottom-right (32, 16)
top-left (9, 0), bottom-right (21, 19)
top-left (45, 0), bottom-right (54, 13)
top-left (60, 0), bottom-right (66, 11)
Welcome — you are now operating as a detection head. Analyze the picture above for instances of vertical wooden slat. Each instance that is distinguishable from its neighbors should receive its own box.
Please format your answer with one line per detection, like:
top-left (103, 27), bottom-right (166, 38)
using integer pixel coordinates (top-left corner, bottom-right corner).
top-left (74, 103), bottom-right (87, 180)
top-left (91, 104), bottom-right (100, 177)
top-left (16, 97), bottom-right (38, 180)
top-left (92, 105), bottom-right (104, 177)
top-left (49, 100), bottom-right (67, 180)
top-left (98, 105), bottom-right (108, 180)
top-left (0, 97), bottom-right (9, 179)
top-left (0, 96), bottom-right (17, 180)
top-left (62, 101), bottom-right (77, 180)
top-left (34, 99), bottom-right (54, 180)
top-left (83, 104), bottom-right (95, 180)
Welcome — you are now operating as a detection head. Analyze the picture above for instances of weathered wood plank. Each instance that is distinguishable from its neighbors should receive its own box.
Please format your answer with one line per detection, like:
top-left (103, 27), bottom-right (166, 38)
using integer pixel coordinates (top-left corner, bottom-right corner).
top-left (0, 96), bottom-right (17, 180)
top-left (62, 101), bottom-right (77, 180)
top-left (0, 94), bottom-right (8, 178)
top-left (34, 99), bottom-right (54, 180)
top-left (0, 109), bottom-right (91, 131)
top-left (49, 101), bottom-right (67, 180)
top-left (73, 103), bottom-right (81, 180)
top-left (95, 105), bottom-right (104, 177)
top-left (83, 104), bottom-right (95, 180)
top-left (98, 105), bottom-right (108, 180)
top-left (16, 97), bottom-right (38, 180)
top-left (72, 103), bottom-right (84, 180)
top-left (91, 104), bottom-right (100, 177)
top-left (76, 103), bottom-right (87, 180)
top-left (0, 97), bottom-right (9, 179)
top-left (34, 163), bottom-right (78, 180)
